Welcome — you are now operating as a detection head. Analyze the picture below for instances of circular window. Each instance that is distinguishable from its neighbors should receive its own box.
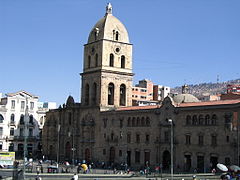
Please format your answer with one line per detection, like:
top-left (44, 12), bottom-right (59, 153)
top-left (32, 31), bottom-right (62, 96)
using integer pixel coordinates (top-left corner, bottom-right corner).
top-left (116, 48), bottom-right (120, 52)
top-left (114, 46), bottom-right (121, 54)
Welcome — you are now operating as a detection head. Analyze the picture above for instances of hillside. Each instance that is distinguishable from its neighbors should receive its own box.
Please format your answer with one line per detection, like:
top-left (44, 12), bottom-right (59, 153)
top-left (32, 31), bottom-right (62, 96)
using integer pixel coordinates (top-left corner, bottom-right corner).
top-left (171, 79), bottom-right (240, 98)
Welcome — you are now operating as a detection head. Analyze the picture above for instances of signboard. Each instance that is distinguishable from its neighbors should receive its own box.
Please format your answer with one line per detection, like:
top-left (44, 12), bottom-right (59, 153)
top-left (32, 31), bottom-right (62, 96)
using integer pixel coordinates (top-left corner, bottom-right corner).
top-left (0, 151), bottom-right (15, 166)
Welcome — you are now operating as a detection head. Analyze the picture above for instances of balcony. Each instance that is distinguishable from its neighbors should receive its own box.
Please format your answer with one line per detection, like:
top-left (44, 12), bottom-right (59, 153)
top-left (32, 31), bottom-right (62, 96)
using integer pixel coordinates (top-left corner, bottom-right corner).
top-left (13, 136), bottom-right (39, 141)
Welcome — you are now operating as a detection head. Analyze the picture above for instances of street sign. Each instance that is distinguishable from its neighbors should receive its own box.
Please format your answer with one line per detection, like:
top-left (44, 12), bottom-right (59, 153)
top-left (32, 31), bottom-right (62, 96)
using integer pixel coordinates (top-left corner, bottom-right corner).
top-left (0, 151), bottom-right (15, 166)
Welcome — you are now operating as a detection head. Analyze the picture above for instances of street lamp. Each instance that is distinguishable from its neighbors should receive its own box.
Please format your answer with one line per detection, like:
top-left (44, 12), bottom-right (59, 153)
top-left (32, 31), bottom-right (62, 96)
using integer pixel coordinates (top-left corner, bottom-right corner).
top-left (168, 119), bottom-right (173, 180)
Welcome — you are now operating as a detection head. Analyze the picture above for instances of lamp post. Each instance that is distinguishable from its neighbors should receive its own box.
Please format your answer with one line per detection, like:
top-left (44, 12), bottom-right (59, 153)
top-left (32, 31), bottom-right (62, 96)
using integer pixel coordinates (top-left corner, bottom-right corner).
top-left (168, 119), bottom-right (173, 180)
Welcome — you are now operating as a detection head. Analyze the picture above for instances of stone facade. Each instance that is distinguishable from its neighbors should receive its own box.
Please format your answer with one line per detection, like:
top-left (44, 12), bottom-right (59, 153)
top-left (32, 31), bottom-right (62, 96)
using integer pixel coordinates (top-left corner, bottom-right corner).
top-left (42, 4), bottom-right (240, 173)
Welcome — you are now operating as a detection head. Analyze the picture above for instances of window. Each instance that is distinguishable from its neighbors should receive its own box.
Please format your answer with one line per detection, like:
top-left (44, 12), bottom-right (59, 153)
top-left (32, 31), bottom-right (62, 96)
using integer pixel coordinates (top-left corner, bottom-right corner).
top-left (20, 115), bottom-right (24, 125)
top-left (8, 143), bottom-right (14, 152)
top-left (198, 135), bottom-right (203, 146)
top-left (103, 149), bottom-right (106, 155)
top-left (0, 127), bottom-right (3, 136)
top-left (211, 135), bottom-right (217, 146)
top-left (30, 102), bottom-right (34, 110)
top-left (186, 115), bottom-right (191, 125)
top-left (109, 54), bottom-right (114, 67)
top-left (0, 142), bottom-right (2, 150)
top-left (29, 128), bottom-right (33, 136)
top-left (164, 131), bottom-right (169, 142)
top-left (127, 117), bottom-right (131, 126)
top-left (119, 84), bottom-right (126, 106)
top-left (146, 134), bottom-right (150, 143)
top-left (88, 56), bottom-right (91, 68)
top-left (135, 151), bottom-right (140, 163)
top-left (198, 115), bottom-right (204, 125)
top-left (211, 114), bottom-right (217, 125)
top-left (68, 113), bottom-right (72, 125)
top-left (119, 150), bottom-right (122, 157)
top-left (11, 100), bottom-right (15, 109)
top-left (20, 128), bottom-right (24, 136)
top-left (192, 115), bottom-right (198, 125)
top-left (108, 83), bottom-right (114, 105)
top-left (226, 136), bottom-right (229, 142)
top-left (136, 134), bottom-right (140, 143)
top-left (92, 83), bottom-right (97, 105)
top-left (95, 54), bottom-right (98, 67)
top-left (127, 133), bottom-right (131, 143)
top-left (186, 134), bottom-right (191, 145)
top-left (146, 117), bottom-right (150, 126)
top-left (10, 128), bottom-right (14, 136)
top-left (85, 84), bottom-right (90, 105)
top-left (21, 101), bottom-right (25, 110)
top-left (205, 115), bottom-right (210, 125)
top-left (132, 117), bottom-right (136, 126)
top-left (115, 31), bottom-right (119, 41)
top-left (0, 115), bottom-right (3, 123)
top-left (29, 115), bottom-right (33, 124)
top-left (121, 55), bottom-right (125, 68)
top-left (10, 114), bottom-right (15, 124)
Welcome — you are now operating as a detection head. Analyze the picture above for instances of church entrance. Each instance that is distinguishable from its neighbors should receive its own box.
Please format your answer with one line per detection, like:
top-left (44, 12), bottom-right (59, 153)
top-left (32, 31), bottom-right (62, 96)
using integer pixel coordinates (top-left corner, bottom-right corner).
top-left (162, 150), bottom-right (170, 170)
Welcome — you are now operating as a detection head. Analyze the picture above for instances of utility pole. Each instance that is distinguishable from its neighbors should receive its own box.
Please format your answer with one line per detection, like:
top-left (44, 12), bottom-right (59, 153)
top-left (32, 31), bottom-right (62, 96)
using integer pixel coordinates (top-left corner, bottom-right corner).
top-left (23, 97), bottom-right (29, 179)
top-left (168, 119), bottom-right (173, 180)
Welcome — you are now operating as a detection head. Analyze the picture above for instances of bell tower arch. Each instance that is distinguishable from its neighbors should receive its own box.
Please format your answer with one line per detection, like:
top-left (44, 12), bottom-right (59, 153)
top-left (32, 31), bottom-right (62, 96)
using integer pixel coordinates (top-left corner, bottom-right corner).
top-left (80, 3), bottom-right (133, 110)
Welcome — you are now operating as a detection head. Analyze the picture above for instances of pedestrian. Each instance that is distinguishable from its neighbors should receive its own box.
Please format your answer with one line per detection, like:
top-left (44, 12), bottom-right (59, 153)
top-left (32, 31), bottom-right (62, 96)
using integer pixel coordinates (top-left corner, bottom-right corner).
top-left (71, 173), bottom-right (78, 180)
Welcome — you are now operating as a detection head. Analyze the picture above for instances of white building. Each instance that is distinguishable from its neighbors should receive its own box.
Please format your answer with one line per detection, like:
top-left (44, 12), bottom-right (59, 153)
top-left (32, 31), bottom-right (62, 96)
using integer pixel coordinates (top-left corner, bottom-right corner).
top-left (0, 90), bottom-right (56, 159)
top-left (153, 85), bottom-right (170, 101)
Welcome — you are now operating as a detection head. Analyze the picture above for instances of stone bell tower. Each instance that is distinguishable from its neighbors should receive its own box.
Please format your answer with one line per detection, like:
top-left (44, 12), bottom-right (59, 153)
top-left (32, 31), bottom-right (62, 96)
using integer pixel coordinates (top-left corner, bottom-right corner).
top-left (80, 3), bottom-right (133, 110)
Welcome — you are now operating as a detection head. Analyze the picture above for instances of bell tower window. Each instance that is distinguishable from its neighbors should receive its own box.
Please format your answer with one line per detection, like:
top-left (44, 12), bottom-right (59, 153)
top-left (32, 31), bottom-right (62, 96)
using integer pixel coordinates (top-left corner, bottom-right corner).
top-left (121, 55), bottom-right (125, 68)
top-left (92, 83), bottom-right (97, 105)
top-left (120, 84), bottom-right (126, 106)
top-left (109, 54), bottom-right (114, 67)
top-left (116, 31), bottom-right (119, 41)
top-left (95, 54), bottom-right (98, 67)
top-left (108, 83), bottom-right (114, 105)
top-left (88, 56), bottom-right (91, 68)
top-left (85, 84), bottom-right (90, 105)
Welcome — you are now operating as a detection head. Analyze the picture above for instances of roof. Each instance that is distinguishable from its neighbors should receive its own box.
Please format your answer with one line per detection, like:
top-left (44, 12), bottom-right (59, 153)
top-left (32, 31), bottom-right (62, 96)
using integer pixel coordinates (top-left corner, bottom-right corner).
top-left (177, 99), bottom-right (240, 107)
top-left (117, 105), bottom-right (160, 111)
top-left (6, 90), bottom-right (38, 99)
top-left (87, 4), bottom-right (130, 44)
top-left (173, 93), bottom-right (200, 103)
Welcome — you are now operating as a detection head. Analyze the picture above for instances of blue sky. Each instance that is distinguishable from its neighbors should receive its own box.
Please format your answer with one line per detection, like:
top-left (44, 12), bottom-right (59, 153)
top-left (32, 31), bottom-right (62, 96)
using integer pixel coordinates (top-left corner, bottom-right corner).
top-left (0, 0), bottom-right (239, 105)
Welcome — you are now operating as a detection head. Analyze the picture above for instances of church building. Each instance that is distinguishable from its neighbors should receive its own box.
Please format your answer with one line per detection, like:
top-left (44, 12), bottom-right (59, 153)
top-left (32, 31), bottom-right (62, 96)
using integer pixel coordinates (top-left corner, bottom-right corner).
top-left (42, 4), bottom-right (240, 172)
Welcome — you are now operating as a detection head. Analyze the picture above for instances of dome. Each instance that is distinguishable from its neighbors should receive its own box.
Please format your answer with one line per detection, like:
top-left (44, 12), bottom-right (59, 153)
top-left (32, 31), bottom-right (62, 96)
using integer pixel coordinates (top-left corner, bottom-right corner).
top-left (66, 95), bottom-right (75, 106)
top-left (173, 94), bottom-right (200, 104)
top-left (87, 3), bottom-right (130, 44)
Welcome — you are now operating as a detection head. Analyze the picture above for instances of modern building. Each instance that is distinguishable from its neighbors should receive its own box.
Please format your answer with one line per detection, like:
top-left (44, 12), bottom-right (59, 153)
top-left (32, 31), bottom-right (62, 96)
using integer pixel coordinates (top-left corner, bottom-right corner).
top-left (42, 4), bottom-right (240, 173)
top-left (153, 85), bottom-right (170, 101)
top-left (0, 90), bottom-right (55, 159)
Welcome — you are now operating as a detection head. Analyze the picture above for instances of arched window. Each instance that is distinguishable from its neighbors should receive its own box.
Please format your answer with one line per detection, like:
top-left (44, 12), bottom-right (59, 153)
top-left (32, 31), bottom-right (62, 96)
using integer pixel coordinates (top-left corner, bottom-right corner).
top-left (8, 143), bottom-right (14, 152)
top-left (186, 115), bottom-right (191, 125)
top-left (211, 114), bottom-right (217, 125)
top-left (20, 115), bottom-right (24, 125)
top-left (141, 117), bottom-right (145, 126)
top-left (192, 115), bottom-right (198, 125)
top-left (146, 117), bottom-right (150, 126)
top-left (92, 83), bottom-right (97, 105)
top-left (205, 115), bottom-right (210, 125)
top-left (10, 114), bottom-right (15, 124)
top-left (132, 117), bottom-right (136, 126)
top-left (29, 115), bottom-right (33, 124)
top-left (85, 84), bottom-right (90, 105)
top-left (198, 115), bottom-right (204, 125)
top-left (121, 55), bottom-right (125, 68)
top-left (0, 114), bottom-right (3, 123)
top-left (115, 31), bottom-right (119, 41)
top-left (137, 117), bottom-right (140, 126)
top-left (120, 84), bottom-right (126, 106)
top-left (108, 83), bottom-right (114, 105)
top-left (95, 54), bottom-right (98, 67)
top-left (109, 54), bottom-right (114, 67)
top-left (88, 55), bottom-right (91, 68)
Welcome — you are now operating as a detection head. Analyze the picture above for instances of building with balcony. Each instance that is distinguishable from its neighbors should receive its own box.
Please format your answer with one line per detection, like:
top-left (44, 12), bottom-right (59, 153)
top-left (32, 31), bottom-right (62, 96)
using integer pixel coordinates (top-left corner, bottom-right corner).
top-left (0, 90), bottom-right (56, 159)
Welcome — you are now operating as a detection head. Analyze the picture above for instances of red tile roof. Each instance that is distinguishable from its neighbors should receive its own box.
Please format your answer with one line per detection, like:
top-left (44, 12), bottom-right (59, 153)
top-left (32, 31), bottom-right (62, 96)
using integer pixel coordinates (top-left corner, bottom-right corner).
top-left (177, 99), bottom-right (240, 107)
top-left (117, 105), bottom-right (160, 111)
